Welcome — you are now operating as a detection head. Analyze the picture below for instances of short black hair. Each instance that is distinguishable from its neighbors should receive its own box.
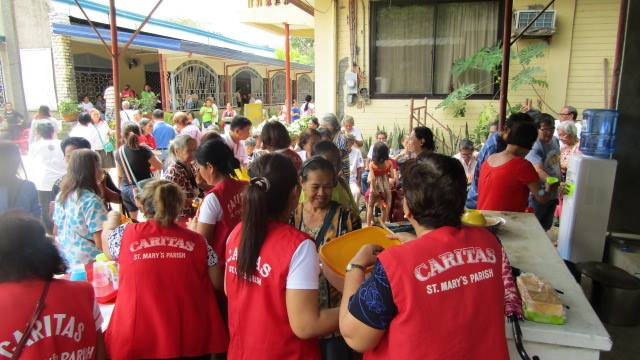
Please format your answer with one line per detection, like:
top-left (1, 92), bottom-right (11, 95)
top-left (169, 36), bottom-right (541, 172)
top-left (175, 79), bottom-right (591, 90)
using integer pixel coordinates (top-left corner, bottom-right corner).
top-left (372, 141), bottom-right (390, 164)
top-left (77, 112), bottom-right (92, 125)
top-left (309, 116), bottom-right (319, 127)
top-left (413, 126), bottom-right (435, 151)
top-left (152, 109), bottom-right (164, 120)
top-left (504, 112), bottom-right (534, 129)
top-left (506, 121), bottom-right (538, 149)
top-left (534, 113), bottom-right (555, 128)
top-left (376, 130), bottom-right (388, 138)
top-left (195, 138), bottom-right (240, 178)
top-left (305, 95), bottom-right (312, 102)
top-left (401, 153), bottom-right (467, 228)
top-left (261, 120), bottom-right (291, 150)
top-left (230, 116), bottom-right (252, 131)
top-left (0, 213), bottom-right (67, 281)
top-left (37, 122), bottom-right (55, 139)
top-left (60, 137), bottom-right (91, 153)
top-left (312, 140), bottom-right (341, 172)
top-left (459, 139), bottom-right (474, 151)
top-left (298, 128), bottom-right (320, 148)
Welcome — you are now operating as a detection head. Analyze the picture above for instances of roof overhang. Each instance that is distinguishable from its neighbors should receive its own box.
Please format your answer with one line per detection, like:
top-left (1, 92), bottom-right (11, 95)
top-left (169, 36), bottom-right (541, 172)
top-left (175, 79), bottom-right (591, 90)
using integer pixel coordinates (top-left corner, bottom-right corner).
top-left (238, 2), bottom-right (314, 38)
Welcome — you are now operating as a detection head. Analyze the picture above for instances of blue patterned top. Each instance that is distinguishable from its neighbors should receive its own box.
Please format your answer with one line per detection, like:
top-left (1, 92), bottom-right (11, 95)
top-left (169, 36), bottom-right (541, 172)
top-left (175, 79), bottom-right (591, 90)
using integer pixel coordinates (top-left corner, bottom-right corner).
top-left (53, 189), bottom-right (107, 266)
top-left (348, 261), bottom-right (397, 330)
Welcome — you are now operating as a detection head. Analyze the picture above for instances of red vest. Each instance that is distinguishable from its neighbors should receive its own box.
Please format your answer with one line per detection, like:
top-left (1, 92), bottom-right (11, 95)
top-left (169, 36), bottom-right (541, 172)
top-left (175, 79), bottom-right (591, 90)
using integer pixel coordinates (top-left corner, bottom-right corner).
top-left (208, 178), bottom-right (247, 263)
top-left (0, 279), bottom-right (98, 360)
top-left (106, 220), bottom-right (228, 359)
top-left (368, 226), bottom-right (508, 360)
top-left (225, 221), bottom-right (320, 360)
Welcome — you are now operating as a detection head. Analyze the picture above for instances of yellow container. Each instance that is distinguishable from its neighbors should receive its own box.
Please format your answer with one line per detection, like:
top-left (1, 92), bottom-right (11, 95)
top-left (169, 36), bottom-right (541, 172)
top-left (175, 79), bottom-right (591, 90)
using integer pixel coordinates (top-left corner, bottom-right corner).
top-left (319, 227), bottom-right (401, 279)
top-left (461, 209), bottom-right (487, 227)
top-left (235, 168), bottom-right (250, 181)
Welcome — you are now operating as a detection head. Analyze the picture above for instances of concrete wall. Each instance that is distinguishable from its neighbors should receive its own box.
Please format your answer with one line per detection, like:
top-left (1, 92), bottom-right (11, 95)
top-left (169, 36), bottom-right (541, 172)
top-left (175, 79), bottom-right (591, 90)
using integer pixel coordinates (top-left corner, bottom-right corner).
top-left (314, 0), bottom-right (621, 138)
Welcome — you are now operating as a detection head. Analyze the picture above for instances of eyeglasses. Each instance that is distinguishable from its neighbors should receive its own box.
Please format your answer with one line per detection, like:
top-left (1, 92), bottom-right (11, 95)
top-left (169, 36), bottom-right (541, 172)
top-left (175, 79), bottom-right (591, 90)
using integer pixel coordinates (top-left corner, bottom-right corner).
top-left (559, 113), bottom-right (571, 116)
top-left (539, 127), bottom-right (555, 133)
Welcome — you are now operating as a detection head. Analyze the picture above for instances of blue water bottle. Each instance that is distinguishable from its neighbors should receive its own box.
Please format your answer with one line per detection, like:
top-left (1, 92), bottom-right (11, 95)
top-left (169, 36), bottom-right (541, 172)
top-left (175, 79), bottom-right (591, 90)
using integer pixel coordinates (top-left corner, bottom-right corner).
top-left (580, 109), bottom-right (618, 158)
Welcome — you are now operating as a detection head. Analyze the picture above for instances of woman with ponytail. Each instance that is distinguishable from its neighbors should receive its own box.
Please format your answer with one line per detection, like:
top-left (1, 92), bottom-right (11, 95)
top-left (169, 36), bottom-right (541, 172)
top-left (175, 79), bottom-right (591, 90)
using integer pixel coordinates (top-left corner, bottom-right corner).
top-left (101, 179), bottom-right (228, 359)
top-left (225, 153), bottom-right (339, 360)
top-left (192, 138), bottom-right (245, 264)
top-left (115, 123), bottom-right (162, 219)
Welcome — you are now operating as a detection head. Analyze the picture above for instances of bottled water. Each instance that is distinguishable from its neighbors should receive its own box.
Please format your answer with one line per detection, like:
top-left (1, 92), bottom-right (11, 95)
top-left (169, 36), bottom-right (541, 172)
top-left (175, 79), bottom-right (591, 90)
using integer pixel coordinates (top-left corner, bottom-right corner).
top-left (580, 109), bottom-right (618, 158)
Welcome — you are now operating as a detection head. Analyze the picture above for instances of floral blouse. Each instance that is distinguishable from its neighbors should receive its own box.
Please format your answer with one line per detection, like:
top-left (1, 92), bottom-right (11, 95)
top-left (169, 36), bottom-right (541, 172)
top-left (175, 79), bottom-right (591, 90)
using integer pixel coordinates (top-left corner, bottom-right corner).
top-left (162, 161), bottom-right (199, 218)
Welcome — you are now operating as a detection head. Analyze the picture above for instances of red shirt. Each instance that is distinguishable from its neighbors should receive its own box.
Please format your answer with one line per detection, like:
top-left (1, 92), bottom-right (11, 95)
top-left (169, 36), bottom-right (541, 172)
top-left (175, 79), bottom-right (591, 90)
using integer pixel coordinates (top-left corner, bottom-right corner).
top-left (139, 134), bottom-right (157, 150)
top-left (106, 220), bottom-right (228, 359)
top-left (477, 157), bottom-right (539, 212)
top-left (207, 178), bottom-right (247, 263)
top-left (0, 279), bottom-right (98, 360)
top-left (369, 226), bottom-right (508, 360)
top-left (225, 222), bottom-right (320, 360)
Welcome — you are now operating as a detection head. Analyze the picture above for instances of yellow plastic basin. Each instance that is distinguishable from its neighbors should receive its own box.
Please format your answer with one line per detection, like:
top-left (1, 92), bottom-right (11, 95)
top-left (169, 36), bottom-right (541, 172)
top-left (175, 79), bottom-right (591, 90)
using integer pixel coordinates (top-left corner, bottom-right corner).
top-left (461, 209), bottom-right (487, 227)
top-left (319, 226), bottom-right (401, 279)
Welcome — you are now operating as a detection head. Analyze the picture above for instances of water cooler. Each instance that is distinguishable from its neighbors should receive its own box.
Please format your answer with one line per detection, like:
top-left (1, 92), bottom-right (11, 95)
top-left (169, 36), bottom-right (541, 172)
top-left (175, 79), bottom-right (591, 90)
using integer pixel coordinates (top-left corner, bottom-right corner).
top-left (558, 154), bottom-right (617, 263)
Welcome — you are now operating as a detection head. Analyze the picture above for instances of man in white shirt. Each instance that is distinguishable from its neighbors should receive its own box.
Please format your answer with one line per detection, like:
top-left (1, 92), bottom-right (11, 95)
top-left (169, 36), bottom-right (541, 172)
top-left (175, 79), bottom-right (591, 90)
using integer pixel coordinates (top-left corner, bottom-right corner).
top-left (554, 105), bottom-right (582, 140)
top-left (346, 134), bottom-right (364, 207)
top-left (119, 101), bottom-right (136, 130)
top-left (222, 116), bottom-right (252, 166)
top-left (103, 83), bottom-right (115, 121)
top-left (453, 139), bottom-right (478, 185)
top-left (341, 115), bottom-right (364, 147)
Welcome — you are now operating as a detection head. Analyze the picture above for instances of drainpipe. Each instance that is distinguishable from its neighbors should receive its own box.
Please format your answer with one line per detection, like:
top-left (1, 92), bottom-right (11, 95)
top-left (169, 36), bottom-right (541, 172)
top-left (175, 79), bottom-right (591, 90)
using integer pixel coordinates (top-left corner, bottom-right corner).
top-left (609, 0), bottom-right (628, 109)
top-left (285, 23), bottom-right (292, 123)
top-left (498, 0), bottom-right (514, 131)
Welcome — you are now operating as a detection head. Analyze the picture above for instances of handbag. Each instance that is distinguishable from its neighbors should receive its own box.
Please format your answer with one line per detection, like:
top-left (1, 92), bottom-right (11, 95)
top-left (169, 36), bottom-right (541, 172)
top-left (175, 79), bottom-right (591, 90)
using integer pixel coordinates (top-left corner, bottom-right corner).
top-left (11, 281), bottom-right (50, 360)
top-left (94, 124), bottom-right (115, 153)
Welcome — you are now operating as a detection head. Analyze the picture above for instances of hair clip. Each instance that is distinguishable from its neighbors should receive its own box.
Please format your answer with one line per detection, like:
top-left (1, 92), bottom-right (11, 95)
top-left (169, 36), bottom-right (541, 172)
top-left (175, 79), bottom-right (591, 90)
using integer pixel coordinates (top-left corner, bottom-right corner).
top-left (250, 177), bottom-right (271, 192)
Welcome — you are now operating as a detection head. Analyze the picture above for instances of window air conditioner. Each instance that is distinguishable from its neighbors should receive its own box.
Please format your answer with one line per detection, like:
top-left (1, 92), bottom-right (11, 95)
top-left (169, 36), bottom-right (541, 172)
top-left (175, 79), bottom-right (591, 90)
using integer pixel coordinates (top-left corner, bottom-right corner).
top-left (513, 10), bottom-right (556, 37)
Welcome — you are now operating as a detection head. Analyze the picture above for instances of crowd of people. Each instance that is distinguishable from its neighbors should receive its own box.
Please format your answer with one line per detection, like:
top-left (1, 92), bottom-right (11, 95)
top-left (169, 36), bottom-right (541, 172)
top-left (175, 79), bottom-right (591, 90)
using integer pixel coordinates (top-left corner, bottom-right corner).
top-left (0, 99), bottom-right (584, 359)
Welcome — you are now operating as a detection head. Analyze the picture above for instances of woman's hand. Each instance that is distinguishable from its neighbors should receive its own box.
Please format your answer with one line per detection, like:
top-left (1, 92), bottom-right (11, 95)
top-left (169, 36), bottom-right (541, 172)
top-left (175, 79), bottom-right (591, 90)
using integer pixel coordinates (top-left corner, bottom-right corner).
top-left (351, 244), bottom-right (383, 268)
top-left (387, 232), bottom-right (416, 243)
top-left (186, 217), bottom-right (198, 231)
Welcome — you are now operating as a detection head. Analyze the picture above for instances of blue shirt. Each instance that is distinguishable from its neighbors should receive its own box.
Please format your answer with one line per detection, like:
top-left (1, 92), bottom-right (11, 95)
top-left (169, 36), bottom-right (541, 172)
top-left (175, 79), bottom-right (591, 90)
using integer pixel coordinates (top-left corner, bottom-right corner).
top-left (292, 107), bottom-right (301, 121)
top-left (153, 121), bottom-right (176, 150)
top-left (348, 261), bottom-right (397, 330)
top-left (0, 179), bottom-right (41, 218)
top-left (466, 132), bottom-right (506, 209)
top-left (526, 137), bottom-right (562, 199)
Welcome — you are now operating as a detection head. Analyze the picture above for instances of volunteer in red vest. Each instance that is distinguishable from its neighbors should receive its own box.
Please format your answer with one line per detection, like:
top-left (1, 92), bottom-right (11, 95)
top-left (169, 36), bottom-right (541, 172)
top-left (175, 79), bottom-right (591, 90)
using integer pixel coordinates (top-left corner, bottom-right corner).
top-left (191, 138), bottom-right (247, 264)
top-left (102, 179), bottom-right (228, 360)
top-left (225, 153), bottom-right (339, 360)
top-left (339, 154), bottom-right (510, 359)
top-left (0, 213), bottom-right (105, 360)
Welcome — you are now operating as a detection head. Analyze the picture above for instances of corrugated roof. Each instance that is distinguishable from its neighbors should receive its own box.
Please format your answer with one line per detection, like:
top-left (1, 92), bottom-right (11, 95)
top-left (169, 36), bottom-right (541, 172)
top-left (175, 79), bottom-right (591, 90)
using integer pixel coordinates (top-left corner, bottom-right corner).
top-left (52, 23), bottom-right (314, 71)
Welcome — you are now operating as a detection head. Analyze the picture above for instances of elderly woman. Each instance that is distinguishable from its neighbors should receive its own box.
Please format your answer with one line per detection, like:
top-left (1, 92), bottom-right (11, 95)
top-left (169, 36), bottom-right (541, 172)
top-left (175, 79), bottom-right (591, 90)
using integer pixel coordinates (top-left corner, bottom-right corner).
top-left (557, 120), bottom-right (580, 180)
top-left (101, 179), bottom-right (228, 359)
top-left (291, 156), bottom-right (361, 358)
top-left (320, 113), bottom-right (350, 183)
top-left (163, 134), bottom-right (199, 221)
top-left (91, 108), bottom-right (114, 168)
top-left (297, 128), bottom-right (321, 162)
top-left (407, 126), bottom-right (435, 157)
top-left (258, 120), bottom-right (303, 171)
top-left (0, 213), bottom-right (105, 359)
top-left (174, 111), bottom-right (202, 144)
top-left (339, 153), bottom-right (520, 359)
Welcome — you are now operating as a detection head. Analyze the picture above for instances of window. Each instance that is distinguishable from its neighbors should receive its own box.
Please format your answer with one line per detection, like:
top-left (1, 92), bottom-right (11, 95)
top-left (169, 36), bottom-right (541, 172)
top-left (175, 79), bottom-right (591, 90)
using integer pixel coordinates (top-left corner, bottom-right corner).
top-left (371, 0), bottom-right (500, 97)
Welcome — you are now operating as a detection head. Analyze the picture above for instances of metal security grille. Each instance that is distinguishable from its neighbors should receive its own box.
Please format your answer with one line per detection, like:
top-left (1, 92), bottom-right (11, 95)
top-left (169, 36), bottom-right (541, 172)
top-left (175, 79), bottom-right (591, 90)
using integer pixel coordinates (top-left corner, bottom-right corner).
top-left (231, 66), bottom-right (264, 107)
top-left (0, 59), bottom-right (7, 108)
top-left (296, 74), bottom-right (313, 103)
top-left (171, 60), bottom-right (220, 110)
top-left (271, 71), bottom-right (286, 105)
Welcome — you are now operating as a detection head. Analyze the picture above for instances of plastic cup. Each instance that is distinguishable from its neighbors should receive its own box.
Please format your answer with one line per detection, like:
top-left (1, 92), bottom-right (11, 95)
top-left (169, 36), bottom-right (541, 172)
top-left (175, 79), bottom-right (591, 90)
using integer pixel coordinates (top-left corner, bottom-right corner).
top-left (92, 262), bottom-right (110, 288)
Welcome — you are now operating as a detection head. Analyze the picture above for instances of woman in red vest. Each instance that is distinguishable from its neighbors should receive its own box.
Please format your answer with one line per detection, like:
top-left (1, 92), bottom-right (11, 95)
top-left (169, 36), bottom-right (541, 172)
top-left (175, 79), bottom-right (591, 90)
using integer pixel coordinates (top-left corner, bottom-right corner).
top-left (102, 179), bottom-right (228, 360)
top-left (0, 213), bottom-right (105, 360)
top-left (225, 153), bottom-right (339, 360)
top-left (191, 138), bottom-right (246, 264)
top-left (339, 154), bottom-right (512, 360)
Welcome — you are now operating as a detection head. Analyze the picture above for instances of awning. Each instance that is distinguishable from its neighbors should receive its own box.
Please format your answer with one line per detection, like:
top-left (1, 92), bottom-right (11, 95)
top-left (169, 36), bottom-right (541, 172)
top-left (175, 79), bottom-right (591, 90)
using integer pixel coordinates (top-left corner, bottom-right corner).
top-left (52, 23), bottom-right (314, 71)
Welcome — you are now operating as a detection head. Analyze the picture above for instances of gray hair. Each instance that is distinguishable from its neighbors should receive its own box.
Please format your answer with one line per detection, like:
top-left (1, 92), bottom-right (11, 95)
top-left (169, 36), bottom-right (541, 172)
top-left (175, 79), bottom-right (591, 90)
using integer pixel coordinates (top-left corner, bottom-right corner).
top-left (342, 115), bottom-right (355, 126)
top-left (122, 100), bottom-right (131, 109)
top-left (169, 134), bottom-right (195, 161)
top-left (557, 120), bottom-right (578, 138)
top-left (563, 105), bottom-right (578, 120)
top-left (320, 113), bottom-right (340, 134)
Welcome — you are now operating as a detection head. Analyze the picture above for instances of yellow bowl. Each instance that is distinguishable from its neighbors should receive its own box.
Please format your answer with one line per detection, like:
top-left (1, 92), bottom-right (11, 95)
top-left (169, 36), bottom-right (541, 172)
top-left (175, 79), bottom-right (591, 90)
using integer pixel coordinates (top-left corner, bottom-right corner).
top-left (319, 227), bottom-right (400, 278)
top-left (461, 210), bottom-right (487, 227)
top-left (234, 168), bottom-right (250, 181)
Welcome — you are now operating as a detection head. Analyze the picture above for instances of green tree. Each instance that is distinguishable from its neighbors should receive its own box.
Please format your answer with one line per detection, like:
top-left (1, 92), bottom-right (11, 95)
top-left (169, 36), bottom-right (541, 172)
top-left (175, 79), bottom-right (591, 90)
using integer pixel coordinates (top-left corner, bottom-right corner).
top-left (274, 37), bottom-right (314, 65)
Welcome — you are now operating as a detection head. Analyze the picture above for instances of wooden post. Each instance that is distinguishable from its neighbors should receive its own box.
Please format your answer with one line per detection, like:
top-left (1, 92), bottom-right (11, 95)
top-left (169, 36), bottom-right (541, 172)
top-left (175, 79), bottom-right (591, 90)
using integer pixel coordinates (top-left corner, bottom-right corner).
top-left (409, 98), bottom-right (414, 130)
top-left (109, 0), bottom-right (121, 145)
top-left (498, 0), bottom-right (513, 131)
top-left (284, 23), bottom-right (292, 123)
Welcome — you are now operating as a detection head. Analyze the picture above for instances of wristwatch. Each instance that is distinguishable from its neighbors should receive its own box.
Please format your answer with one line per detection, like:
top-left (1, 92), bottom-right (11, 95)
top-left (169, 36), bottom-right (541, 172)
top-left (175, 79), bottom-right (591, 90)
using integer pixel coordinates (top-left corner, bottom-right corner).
top-left (346, 263), bottom-right (367, 273)
top-left (538, 188), bottom-right (546, 196)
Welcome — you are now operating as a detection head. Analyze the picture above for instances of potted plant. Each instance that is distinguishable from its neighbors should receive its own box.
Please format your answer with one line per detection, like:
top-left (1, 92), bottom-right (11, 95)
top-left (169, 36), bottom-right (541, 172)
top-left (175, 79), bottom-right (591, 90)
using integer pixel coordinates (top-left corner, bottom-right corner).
top-left (58, 99), bottom-right (81, 121)
top-left (138, 96), bottom-right (157, 119)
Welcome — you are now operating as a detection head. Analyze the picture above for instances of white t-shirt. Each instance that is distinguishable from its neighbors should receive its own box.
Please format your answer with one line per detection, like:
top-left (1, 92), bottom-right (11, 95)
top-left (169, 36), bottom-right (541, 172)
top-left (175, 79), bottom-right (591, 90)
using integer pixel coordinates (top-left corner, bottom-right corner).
top-left (29, 117), bottom-right (60, 144)
top-left (554, 119), bottom-right (582, 140)
top-left (453, 152), bottom-right (478, 181)
top-left (342, 127), bottom-right (363, 142)
top-left (94, 121), bottom-right (110, 151)
top-left (222, 133), bottom-right (247, 165)
top-left (198, 192), bottom-right (223, 225)
top-left (348, 147), bottom-right (364, 184)
top-left (286, 239), bottom-right (320, 289)
top-left (297, 150), bottom-right (308, 162)
top-left (81, 102), bottom-right (94, 112)
top-left (69, 124), bottom-right (101, 150)
top-left (28, 139), bottom-right (66, 191)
